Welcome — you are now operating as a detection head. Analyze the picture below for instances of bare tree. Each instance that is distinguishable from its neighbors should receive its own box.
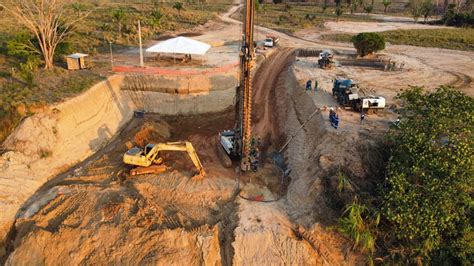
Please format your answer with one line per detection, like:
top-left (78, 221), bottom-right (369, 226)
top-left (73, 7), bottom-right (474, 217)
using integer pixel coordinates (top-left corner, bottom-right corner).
top-left (0, 0), bottom-right (90, 70)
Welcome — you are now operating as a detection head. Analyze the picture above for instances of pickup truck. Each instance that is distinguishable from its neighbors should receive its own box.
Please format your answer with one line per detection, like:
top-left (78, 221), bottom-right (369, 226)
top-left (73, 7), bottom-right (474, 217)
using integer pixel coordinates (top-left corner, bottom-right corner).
top-left (264, 35), bottom-right (279, 47)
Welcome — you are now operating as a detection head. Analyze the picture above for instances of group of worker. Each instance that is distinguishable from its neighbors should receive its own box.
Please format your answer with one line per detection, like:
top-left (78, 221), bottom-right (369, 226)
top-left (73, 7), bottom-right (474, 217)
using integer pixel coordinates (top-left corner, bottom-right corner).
top-left (305, 79), bottom-right (319, 93)
top-left (183, 54), bottom-right (192, 62)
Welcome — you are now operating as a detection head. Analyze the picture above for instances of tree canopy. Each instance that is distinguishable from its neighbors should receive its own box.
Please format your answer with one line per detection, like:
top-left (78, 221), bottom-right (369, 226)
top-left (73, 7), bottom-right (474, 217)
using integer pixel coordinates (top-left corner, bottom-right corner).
top-left (0, 0), bottom-right (89, 70)
top-left (351, 32), bottom-right (385, 57)
top-left (383, 86), bottom-right (474, 263)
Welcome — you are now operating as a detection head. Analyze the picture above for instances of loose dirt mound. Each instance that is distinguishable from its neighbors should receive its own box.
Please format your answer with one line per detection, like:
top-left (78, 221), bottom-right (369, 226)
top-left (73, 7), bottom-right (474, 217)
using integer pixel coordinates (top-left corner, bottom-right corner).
top-left (2, 113), bottom-right (58, 158)
top-left (132, 121), bottom-right (171, 147)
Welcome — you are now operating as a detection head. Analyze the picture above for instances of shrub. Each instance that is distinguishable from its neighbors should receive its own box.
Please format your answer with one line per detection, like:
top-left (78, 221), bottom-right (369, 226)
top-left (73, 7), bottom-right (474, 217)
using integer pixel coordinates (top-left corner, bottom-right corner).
top-left (442, 5), bottom-right (474, 27)
top-left (338, 198), bottom-right (379, 261)
top-left (18, 56), bottom-right (40, 88)
top-left (173, 2), bottom-right (184, 15)
top-left (363, 4), bottom-right (374, 14)
top-left (6, 33), bottom-right (39, 59)
top-left (408, 0), bottom-right (423, 22)
top-left (351, 32), bottom-right (385, 57)
top-left (335, 5), bottom-right (344, 22)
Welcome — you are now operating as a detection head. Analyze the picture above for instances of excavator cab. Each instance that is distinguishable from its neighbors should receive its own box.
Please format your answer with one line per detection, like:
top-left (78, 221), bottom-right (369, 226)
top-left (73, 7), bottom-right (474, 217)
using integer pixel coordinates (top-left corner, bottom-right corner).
top-left (144, 143), bottom-right (154, 156)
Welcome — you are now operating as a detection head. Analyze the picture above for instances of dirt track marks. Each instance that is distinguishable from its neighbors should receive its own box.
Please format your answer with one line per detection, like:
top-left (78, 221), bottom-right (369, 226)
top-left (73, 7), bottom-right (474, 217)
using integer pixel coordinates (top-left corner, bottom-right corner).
top-left (252, 48), bottom-right (297, 151)
top-left (447, 71), bottom-right (473, 90)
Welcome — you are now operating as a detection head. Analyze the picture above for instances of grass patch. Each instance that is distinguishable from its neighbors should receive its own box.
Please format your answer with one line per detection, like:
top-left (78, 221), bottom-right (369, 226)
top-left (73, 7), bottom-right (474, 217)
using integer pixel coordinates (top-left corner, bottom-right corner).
top-left (322, 28), bottom-right (474, 51)
top-left (0, 69), bottom-right (105, 143)
top-left (233, 4), bottom-right (381, 33)
top-left (61, 1), bottom-right (232, 54)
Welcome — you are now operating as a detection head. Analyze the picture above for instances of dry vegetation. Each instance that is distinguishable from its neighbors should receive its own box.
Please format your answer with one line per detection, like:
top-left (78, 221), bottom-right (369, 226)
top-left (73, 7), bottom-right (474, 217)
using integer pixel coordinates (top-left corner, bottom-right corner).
top-left (232, 3), bottom-right (381, 33)
top-left (0, 0), bottom-right (232, 143)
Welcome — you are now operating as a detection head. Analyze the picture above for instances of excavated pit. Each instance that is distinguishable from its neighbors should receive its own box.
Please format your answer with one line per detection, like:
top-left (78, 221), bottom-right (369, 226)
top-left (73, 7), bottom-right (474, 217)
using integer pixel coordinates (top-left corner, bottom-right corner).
top-left (1, 48), bottom-right (377, 264)
top-left (3, 112), bottom-right (241, 264)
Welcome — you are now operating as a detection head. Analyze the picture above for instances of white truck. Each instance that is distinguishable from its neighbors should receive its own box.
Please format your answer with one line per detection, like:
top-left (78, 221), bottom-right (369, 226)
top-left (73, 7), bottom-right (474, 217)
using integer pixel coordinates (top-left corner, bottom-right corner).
top-left (356, 96), bottom-right (386, 113)
top-left (264, 35), bottom-right (280, 47)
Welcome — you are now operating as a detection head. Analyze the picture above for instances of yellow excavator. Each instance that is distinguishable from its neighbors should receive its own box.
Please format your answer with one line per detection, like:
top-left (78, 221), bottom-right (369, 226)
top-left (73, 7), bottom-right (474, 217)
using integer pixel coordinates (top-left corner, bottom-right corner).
top-left (123, 141), bottom-right (206, 178)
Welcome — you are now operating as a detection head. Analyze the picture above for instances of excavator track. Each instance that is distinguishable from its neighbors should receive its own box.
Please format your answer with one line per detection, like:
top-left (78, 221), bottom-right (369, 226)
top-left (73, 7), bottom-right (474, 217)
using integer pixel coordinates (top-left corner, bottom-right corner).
top-left (130, 164), bottom-right (168, 176)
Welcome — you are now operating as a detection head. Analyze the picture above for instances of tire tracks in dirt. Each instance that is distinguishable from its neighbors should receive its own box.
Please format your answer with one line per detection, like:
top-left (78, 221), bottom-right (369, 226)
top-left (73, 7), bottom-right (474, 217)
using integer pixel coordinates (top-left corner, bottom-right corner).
top-left (252, 47), bottom-right (297, 152)
top-left (446, 71), bottom-right (473, 90)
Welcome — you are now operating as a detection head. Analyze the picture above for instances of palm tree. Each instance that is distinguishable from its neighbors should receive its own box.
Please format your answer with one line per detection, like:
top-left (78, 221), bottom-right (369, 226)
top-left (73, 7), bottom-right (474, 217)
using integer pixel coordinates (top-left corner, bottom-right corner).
top-left (112, 9), bottom-right (126, 36)
top-left (382, 0), bottom-right (392, 13)
top-left (151, 8), bottom-right (164, 29)
top-left (173, 2), bottom-right (184, 16)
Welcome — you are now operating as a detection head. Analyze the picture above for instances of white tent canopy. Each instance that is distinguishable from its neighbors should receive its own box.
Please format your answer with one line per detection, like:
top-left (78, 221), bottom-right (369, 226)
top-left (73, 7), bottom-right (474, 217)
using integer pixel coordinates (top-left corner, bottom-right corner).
top-left (146, 36), bottom-right (211, 55)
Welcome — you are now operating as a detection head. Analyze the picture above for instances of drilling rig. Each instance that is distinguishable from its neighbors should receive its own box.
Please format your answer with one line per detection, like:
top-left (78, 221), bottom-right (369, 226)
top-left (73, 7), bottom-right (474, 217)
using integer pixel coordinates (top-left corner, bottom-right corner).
top-left (219, 0), bottom-right (256, 171)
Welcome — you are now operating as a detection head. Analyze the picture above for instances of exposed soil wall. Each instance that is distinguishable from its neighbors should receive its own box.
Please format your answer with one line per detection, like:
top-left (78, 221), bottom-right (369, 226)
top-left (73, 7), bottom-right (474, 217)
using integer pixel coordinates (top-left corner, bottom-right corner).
top-left (0, 75), bottom-right (135, 257)
top-left (122, 72), bottom-right (238, 115)
top-left (0, 68), bottom-right (239, 257)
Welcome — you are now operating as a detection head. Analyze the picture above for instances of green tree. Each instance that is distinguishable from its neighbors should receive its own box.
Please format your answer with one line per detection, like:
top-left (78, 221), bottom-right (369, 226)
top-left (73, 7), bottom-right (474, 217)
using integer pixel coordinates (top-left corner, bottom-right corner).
top-left (150, 8), bottom-right (164, 28)
top-left (382, 87), bottom-right (474, 263)
top-left (1, 0), bottom-right (89, 70)
top-left (421, 0), bottom-right (434, 22)
top-left (408, 0), bottom-right (423, 22)
top-left (173, 2), bottom-right (184, 15)
top-left (255, 0), bottom-right (262, 12)
top-left (363, 4), bottom-right (374, 14)
top-left (349, 0), bottom-right (364, 14)
top-left (351, 32), bottom-right (385, 57)
top-left (382, 0), bottom-right (392, 13)
top-left (350, 1), bottom-right (358, 14)
top-left (335, 5), bottom-right (344, 22)
top-left (112, 8), bottom-right (126, 36)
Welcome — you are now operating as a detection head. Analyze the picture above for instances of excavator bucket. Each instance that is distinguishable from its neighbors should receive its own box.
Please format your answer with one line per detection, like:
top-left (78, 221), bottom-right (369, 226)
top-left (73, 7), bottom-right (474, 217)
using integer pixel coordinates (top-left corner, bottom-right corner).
top-left (192, 170), bottom-right (206, 180)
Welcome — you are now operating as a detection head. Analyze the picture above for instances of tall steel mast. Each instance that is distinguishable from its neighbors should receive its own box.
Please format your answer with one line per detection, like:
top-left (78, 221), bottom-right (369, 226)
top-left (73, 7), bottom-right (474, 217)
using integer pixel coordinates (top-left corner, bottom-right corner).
top-left (236, 0), bottom-right (255, 170)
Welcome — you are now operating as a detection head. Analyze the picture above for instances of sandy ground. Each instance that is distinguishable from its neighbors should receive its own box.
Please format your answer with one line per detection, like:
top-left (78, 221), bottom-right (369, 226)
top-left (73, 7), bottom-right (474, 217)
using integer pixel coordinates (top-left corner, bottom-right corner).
top-left (293, 21), bottom-right (473, 97)
top-left (2, 1), bottom-right (474, 265)
top-left (324, 20), bottom-right (445, 34)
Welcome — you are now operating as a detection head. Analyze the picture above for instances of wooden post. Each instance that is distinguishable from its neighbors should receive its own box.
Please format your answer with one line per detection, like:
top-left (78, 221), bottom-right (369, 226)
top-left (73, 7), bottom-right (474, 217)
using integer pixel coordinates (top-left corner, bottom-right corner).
top-left (138, 20), bottom-right (144, 67)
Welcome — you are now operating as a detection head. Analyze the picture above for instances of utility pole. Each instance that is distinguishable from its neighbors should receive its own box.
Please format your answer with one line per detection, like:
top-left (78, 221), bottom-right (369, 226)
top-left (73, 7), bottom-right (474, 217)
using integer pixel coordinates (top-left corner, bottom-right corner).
top-left (109, 41), bottom-right (114, 69)
top-left (138, 20), bottom-right (144, 67)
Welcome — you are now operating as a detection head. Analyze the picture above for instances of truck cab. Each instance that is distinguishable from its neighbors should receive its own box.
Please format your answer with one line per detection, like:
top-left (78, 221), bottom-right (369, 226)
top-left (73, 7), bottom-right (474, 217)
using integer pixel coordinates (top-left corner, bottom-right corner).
top-left (333, 79), bottom-right (359, 105)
